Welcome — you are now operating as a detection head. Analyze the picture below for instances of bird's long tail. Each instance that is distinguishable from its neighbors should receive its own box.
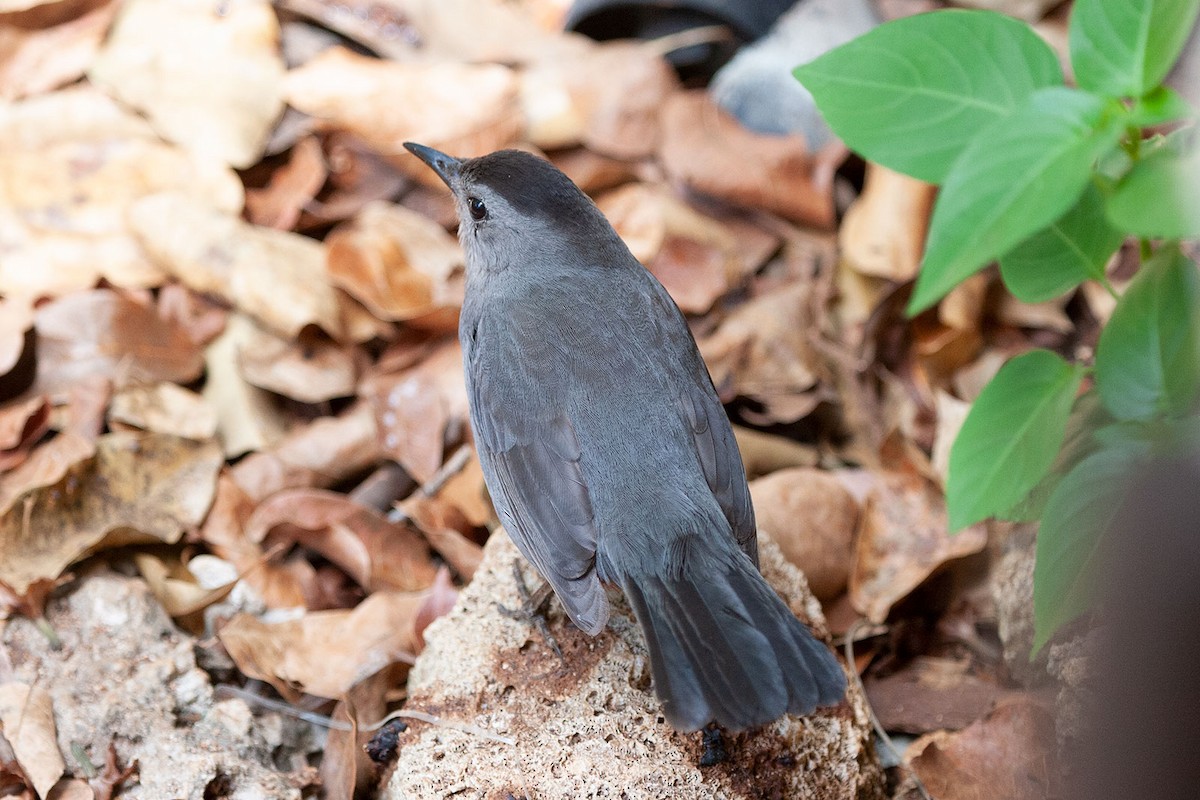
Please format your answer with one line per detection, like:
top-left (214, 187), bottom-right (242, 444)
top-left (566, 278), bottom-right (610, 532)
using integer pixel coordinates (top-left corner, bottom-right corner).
top-left (621, 551), bottom-right (846, 732)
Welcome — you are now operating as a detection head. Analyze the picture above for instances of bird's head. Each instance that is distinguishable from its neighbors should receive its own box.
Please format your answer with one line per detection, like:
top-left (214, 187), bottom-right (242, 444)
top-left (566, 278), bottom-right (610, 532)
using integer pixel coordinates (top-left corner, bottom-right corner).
top-left (404, 143), bottom-right (625, 277)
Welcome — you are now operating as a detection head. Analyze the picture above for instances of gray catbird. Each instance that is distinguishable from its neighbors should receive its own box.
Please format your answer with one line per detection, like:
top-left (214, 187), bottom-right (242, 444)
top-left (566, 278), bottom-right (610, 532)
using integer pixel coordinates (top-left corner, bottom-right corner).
top-left (405, 143), bottom-right (846, 731)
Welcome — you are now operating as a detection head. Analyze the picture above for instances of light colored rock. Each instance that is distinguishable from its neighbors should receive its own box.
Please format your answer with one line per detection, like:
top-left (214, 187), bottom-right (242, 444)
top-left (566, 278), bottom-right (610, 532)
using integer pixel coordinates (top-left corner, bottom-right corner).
top-left (992, 527), bottom-right (1048, 686)
top-left (2, 572), bottom-right (316, 799)
top-left (384, 530), bottom-right (884, 800)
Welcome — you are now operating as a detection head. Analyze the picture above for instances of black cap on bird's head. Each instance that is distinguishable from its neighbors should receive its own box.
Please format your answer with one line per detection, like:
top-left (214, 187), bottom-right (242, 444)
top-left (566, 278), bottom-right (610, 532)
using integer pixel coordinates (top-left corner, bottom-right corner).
top-left (403, 143), bottom-right (627, 271)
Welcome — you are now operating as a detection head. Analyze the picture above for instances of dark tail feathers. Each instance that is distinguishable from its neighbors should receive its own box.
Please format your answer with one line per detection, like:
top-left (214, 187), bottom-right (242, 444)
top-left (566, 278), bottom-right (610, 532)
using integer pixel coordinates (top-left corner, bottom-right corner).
top-left (623, 556), bottom-right (846, 732)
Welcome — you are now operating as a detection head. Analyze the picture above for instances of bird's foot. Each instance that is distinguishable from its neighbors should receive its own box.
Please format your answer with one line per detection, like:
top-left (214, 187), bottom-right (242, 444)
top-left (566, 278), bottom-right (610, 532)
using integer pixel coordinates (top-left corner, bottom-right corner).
top-left (699, 724), bottom-right (730, 767)
top-left (496, 559), bottom-right (565, 666)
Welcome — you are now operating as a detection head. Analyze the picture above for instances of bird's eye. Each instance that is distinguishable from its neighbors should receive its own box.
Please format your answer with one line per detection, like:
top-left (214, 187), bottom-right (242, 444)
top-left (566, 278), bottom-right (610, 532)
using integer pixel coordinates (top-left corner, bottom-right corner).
top-left (468, 197), bottom-right (487, 221)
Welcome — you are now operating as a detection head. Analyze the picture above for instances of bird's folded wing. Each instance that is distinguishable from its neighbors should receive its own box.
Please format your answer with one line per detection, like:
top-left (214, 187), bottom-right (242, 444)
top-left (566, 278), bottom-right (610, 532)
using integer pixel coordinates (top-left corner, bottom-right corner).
top-left (467, 323), bottom-right (608, 635)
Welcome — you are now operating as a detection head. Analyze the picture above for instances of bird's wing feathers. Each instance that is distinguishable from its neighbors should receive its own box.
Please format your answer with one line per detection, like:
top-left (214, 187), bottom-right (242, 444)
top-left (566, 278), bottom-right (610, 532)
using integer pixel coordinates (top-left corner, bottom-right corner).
top-left (466, 309), bottom-right (609, 635)
top-left (678, 381), bottom-right (758, 566)
top-left (645, 280), bottom-right (758, 565)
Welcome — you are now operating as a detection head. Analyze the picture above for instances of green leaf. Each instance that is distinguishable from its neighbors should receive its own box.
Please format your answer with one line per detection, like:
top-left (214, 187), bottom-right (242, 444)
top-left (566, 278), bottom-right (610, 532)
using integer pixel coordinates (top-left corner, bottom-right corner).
top-left (999, 184), bottom-right (1123, 303)
top-left (1107, 140), bottom-right (1200, 238)
top-left (1095, 245), bottom-right (1200, 420)
top-left (947, 349), bottom-right (1085, 531)
top-left (1069, 0), bottom-right (1200, 98)
top-left (1129, 85), bottom-right (1197, 127)
top-left (909, 87), bottom-right (1125, 314)
top-left (1032, 440), bottom-right (1148, 655)
top-left (793, 9), bottom-right (1062, 183)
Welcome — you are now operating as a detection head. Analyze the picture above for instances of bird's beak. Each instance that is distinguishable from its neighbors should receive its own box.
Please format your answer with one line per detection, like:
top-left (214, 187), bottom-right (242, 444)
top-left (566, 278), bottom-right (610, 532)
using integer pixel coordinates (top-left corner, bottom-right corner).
top-left (404, 142), bottom-right (461, 189)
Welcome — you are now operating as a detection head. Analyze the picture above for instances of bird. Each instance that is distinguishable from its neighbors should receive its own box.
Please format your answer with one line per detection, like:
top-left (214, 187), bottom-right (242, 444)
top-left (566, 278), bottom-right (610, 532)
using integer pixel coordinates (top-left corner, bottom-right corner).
top-left (405, 142), bottom-right (846, 732)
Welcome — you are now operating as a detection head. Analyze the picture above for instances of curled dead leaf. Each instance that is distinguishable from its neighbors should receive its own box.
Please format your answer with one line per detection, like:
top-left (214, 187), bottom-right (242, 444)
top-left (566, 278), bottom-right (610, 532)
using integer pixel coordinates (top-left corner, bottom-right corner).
top-left (245, 136), bottom-right (327, 230)
top-left (414, 566), bottom-right (458, 648)
top-left (130, 193), bottom-right (344, 341)
top-left (218, 589), bottom-right (428, 701)
top-left (598, 184), bottom-right (751, 315)
top-left (840, 163), bottom-right (934, 281)
top-left (699, 282), bottom-right (824, 424)
top-left (0, 397), bottom-right (50, 472)
top-left (202, 314), bottom-right (288, 459)
top-left (284, 48), bottom-right (523, 181)
top-left (521, 40), bottom-right (678, 157)
top-left (400, 495), bottom-right (484, 581)
top-left (107, 383), bottom-right (217, 441)
top-left (658, 90), bottom-right (836, 228)
top-left (0, 432), bottom-right (222, 595)
top-left (0, 682), bottom-right (64, 799)
top-left (132, 551), bottom-right (234, 633)
top-left (0, 0), bottom-right (118, 101)
top-left (236, 326), bottom-right (358, 404)
top-left (88, 0), bottom-right (285, 168)
top-left (848, 470), bottom-right (987, 622)
top-left (229, 402), bottom-right (381, 503)
top-left (326, 202), bottom-right (464, 325)
top-left (907, 695), bottom-right (1058, 800)
top-left (362, 340), bottom-right (468, 484)
top-left (244, 489), bottom-right (436, 593)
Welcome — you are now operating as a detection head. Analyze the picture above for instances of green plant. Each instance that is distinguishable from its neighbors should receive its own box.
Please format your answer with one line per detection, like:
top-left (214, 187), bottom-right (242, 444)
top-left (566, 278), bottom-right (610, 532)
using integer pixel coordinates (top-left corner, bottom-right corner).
top-left (795, 0), bottom-right (1200, 654)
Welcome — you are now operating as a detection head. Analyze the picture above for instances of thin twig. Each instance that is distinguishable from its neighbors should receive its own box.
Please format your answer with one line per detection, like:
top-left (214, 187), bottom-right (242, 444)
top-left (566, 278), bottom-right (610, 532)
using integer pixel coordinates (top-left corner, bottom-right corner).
top-left (215, 684), bottom-right (516, 745)
top-left (388, 445), bottom-right (472, 524)
top-left (643, 24), bottom-right (735, 57)
top-left (844, 619), bottom-right (933, 800)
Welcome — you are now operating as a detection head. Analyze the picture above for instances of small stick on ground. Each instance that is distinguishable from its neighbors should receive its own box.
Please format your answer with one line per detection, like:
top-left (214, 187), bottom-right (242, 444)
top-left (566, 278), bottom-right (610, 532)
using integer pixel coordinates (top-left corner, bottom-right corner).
top-left (496, 559), bottom-right (564, 666)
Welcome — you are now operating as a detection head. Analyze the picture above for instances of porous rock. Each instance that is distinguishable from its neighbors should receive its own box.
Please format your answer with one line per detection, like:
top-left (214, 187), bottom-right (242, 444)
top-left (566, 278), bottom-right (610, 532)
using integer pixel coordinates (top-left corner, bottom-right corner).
top-left (384, 530), bottom-right (884, 800)
top-left (2, 572), bottom-right (315, 799)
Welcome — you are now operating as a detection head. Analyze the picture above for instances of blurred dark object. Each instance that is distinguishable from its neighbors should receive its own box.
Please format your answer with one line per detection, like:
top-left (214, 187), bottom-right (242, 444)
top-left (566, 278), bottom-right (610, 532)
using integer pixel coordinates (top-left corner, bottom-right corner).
top-left (564, 0), bottom-right (797, 81)
top-left (1066, 452), bottom-right (1200, 800)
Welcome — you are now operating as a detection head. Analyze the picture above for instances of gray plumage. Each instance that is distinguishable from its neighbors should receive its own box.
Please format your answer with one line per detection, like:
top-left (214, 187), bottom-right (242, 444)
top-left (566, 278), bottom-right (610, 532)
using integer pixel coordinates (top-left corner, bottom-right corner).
top-left (404, 143), bottom-right (845, 731)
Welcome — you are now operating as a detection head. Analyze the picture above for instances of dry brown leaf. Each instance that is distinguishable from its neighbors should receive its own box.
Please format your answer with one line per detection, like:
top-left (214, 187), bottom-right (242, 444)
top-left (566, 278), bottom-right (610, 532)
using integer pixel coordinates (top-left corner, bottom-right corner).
top-left (197, 474), bottom-right (311, 609)
top-left (202, 314), bottom-right (288, 459)
top-left (414, 565), bottom-right (458, 648)
top-left (521, 40), bottom-right (678, 157)
top-left (848, 470), bottom-right (987, 622)
top-left (749, 468), bottom-right (859, 601)
top-left (840, 163), bottom-right (935, 281)
top-left (598, 184), bottom-right (749, 314)
top-left (46, 777), bottom-right (93, 800)
top-left (237, 326), bottom-right (358, 404)
top-left (731, 425), bottom-right (820, 479)
top-left (245, 489), bottom-right (436, 593)
top-left (218, 589), bottom-right (427, 700)
top-left (865, 656), bottom-right (1008, 734)
top-left (363, 340), bottom-right (468, 484)
top-left (0, 397), bottom-right (50, 472)
top-left (549, 147), bottom-right (638, 195)
top-left (0, 90), bottom-right (243, 297)
top-left (326, 202), bottom-right (464, 324)
top-left (300, 132), bottom-right (408, 229)
top-left (996, 293), bottom-right (1074, 334)
top-left (85, 741), bottom-right (137, 800)
top-left (0, 432), bottom-right (222, 595)
top-left (0, 297), bottom-right (35, 393)
top-left (908, 695), bottom-right (1058, 800)
top-left (88, 0), bottom-right (285, 168)
top-left (131, 193), bottom-right (343, 341)
top-left (32, 289), bottom-right (206, 395)
top-left (106, 383), bottom-right (214, 441)
top-left (285, 48), bottom-right (523, 180)
top-left (131, 552), bottom-right (234, 632)
top-left (0, 683), bottom-right (61, 798)
top-left (435, 446), bottom-right (492, 527)
top-left (931, 390), bottom-right (970, 487)
top-left (245, 136), bottom-right (327, 230)
top-left (229, 402), bottom-right (381, 502)
top-left (699, 282), bottom-right (823, 424)
top-left (400, 495), bottom-right (484, 581)
top-left (0, 0), bottom-right (117, 100)
top-left (0, 432), bottom-right (96, 515)
top-left (0, 727), bottom-right (33, 800)
top-left (658, 90), bottom-right (836, 228)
